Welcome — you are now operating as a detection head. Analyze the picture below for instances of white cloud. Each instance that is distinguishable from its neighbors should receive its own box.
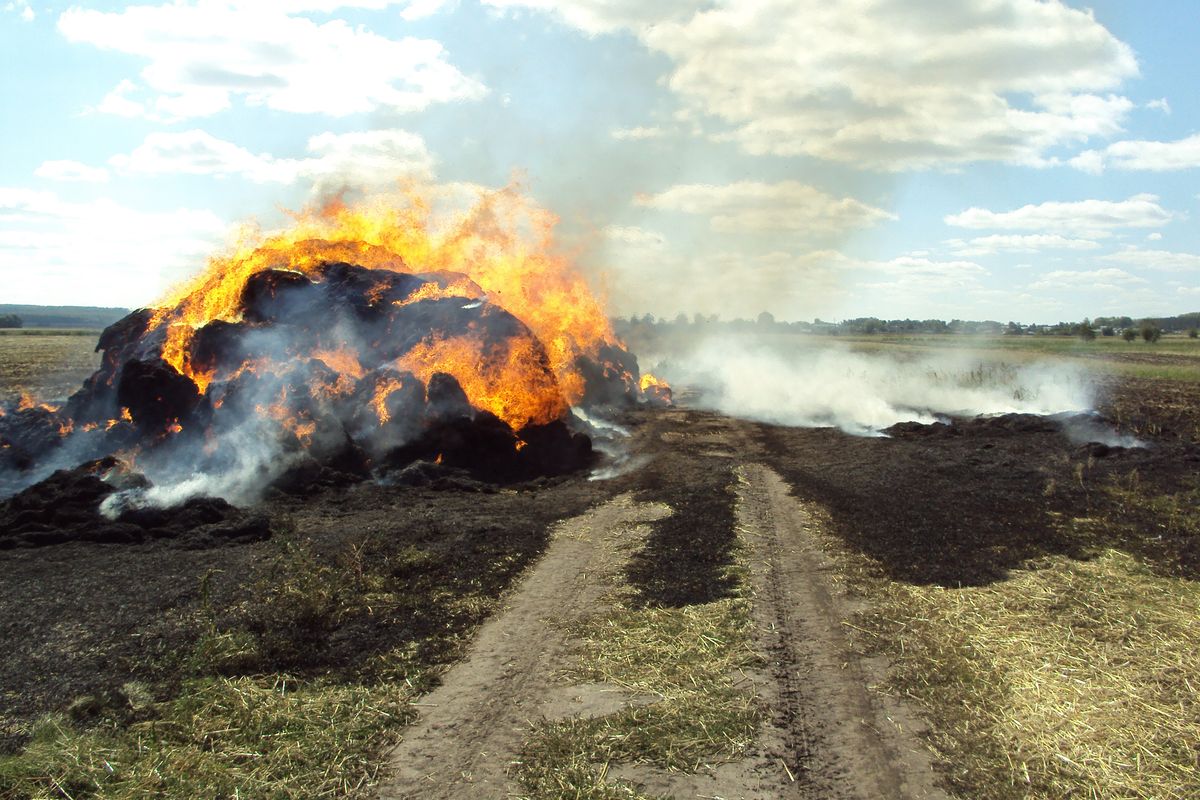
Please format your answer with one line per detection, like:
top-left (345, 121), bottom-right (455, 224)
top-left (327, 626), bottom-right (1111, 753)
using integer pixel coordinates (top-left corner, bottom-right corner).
top-left (1103, 248), bottom-right (1200, 273)
top-left (488, 0), bottom-right (1138, 171)
top-left (0, 188), bottom-right (227, 307)
top-left (602, 225), bottom-right (668, 248)
top-left (945, 194), bottom-right (1175, 236)
top-left (34, 160), bottom-right (110, 183)
top-left (946, 233), bottom-right (1101, 256)
top-left (611, 126), bottom-right (669, 141)
top-left (279, 0), bottom-right (453, 17)
top-left (59, 2), bottom-right (486, 120)
top-left (108, 129), bottom-right (434, 187)
top-left (852, 255), bottom-right (987, 289)
top-left (483, 0), bottom-right (694, 34)
top-left (1146, 97), bottom-right (1171, 114)
top-left (1067, 148), bottom-right (1105, 174)
top-left (635, 181), bottom-right (895, 234)
top-left (1147, 232), bottom-right (1162, 242)
top-left (1072, 133), bottom-right (1200, 173)
top-left (1029, 268), bottom-right (1145, 291)
top-left (93, 79), bottom-right (148, 118)
top-left (4, 1), bottom-right (33, 21)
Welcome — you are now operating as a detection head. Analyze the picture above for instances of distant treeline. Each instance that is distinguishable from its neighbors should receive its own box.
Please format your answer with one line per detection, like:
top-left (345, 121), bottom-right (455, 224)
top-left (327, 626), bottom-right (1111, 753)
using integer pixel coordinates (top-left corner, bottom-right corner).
top-left (0, 304), bottom-right (130, 329)
top-left (615, 311), bottom-right (1200, 337)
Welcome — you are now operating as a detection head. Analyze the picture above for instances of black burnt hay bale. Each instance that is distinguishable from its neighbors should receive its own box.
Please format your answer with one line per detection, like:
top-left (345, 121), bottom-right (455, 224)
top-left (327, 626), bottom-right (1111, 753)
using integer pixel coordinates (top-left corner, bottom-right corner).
top-left (577, 343), bottom-right (640, 408)
top-left (0, 407), bottom-right (66, 471)
top-left (188, 319), bottom-right (253, 376)
top-left (116, 358), bottom-right (202, 430)
top-left (240, 269), bottom-right (320, 324)
top-left (0, 457), bottom-right (270, 549)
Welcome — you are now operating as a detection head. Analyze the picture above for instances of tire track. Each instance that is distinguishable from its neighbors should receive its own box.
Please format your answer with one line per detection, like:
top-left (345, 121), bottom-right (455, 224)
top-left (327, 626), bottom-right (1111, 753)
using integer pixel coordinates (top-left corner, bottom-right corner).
top-left (736, 461), bottom-right (946, 800)
top-left (376, 493), bottom-right (670, 800)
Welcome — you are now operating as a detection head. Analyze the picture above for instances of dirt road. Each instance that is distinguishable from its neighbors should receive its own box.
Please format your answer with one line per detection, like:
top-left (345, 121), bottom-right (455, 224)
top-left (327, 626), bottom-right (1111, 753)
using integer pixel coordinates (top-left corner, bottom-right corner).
top-left (378, 411), bottom-right (945, 799)
top-left (380, 493), bottom-right (671, 798)
top-left (734, 462), bottom-right (944, 800)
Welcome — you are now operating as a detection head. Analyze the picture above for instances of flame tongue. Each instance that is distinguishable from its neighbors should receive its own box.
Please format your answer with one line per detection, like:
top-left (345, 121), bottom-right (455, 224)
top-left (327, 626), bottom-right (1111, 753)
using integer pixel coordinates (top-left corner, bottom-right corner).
top-left (2, 186), bottom-right (653, 502)
top-left (153, 186), bottom-right (616, 412)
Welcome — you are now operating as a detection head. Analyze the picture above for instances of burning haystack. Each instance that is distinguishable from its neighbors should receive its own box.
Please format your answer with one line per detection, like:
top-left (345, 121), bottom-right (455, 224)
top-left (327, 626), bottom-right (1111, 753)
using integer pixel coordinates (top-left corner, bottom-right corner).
top-left (0, 187), bottom-right (662, 529)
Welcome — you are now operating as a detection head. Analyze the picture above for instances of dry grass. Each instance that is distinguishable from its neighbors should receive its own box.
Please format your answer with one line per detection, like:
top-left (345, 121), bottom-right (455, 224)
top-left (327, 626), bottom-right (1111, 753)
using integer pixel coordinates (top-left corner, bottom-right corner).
top-left (0, 333), bottom-right (101, 403)
top-left (0, 674), bottom-right (418, 799)
top-left (0, 528), bottom-right (525, 798)
top-left (513, 495), bottom-right (762, 800)
top-left (842, 480), bottom-right (1200, 800)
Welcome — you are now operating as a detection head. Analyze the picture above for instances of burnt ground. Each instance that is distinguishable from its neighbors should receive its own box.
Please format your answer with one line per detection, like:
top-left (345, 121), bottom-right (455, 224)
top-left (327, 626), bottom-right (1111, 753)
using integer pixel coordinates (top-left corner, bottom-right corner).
top-left (1, 375), bottom-right (1198, 796)
top-left (0, 475), bottom-right (617, 753)
top-left (755, 378), bottom-right (1200, 589)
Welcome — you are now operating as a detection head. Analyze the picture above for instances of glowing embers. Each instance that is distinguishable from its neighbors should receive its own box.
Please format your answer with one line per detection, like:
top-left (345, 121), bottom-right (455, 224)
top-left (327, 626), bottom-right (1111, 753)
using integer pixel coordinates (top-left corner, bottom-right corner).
top-left (639, 373), bottom-right (673, 406)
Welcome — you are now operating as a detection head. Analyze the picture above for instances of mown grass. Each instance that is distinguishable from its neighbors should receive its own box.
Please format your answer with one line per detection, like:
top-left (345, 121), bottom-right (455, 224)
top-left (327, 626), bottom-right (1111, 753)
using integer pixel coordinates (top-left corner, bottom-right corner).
top-left (840, 478), bottom-right (1200, 799)
top-left (832, 333), bottom-right (1200, 383)
top-left (513, 487), bottom-right (762, 800)
top-left (0, 332), bottom-right (101, 402)
top-left (514, 600), bottom-right (762, 800)
top-left (0, 676), bottom-right (417, 799)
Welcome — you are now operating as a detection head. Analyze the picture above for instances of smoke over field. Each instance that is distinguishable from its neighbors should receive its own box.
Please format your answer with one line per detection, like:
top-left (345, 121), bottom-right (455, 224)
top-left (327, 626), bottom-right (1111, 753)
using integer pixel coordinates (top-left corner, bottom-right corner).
top-left (649, 335), bottom-right (1095, 435)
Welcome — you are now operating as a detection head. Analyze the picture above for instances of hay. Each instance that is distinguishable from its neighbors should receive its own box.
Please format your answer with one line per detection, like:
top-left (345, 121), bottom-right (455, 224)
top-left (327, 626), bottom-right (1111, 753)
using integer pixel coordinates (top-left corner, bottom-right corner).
top-left (0, 674), bottom-right (418, 799)
top-left (856, 549), bottom-right (1200, 799)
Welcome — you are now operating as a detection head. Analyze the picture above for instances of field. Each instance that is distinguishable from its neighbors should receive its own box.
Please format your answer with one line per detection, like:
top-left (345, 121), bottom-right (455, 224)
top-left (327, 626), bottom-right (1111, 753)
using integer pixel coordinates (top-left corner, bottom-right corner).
top-left (1, 331), bottom-right (1198, 799)
top-left (0, 330), bottom-right (102, 405)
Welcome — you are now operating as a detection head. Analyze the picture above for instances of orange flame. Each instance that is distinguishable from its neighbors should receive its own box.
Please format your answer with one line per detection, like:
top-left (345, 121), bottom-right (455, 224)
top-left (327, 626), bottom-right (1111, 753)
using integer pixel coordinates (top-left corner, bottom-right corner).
top-left (372, 376), bottom-right (407, 425)
top-left (396, 332), bottom-right (566, 428)
top-left (639, 372), bottom-right (672, 405)
top-left (149, 184), bottom-right (616, 429)
top-left (16, 392), bottom-right (57, 413)
top-left (639, 373), bottom-right (667, 393)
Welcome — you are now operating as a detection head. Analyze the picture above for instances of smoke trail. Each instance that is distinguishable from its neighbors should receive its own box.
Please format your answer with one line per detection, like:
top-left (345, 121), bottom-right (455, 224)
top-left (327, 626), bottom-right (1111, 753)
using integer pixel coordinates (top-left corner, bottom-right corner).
top-left (655, 336), bottom-right (1095, 435)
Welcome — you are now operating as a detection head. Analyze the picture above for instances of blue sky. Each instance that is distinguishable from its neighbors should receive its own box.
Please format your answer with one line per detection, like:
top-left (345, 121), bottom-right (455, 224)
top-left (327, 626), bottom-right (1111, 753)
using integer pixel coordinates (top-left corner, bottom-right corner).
top-left (1, 0), bottom-right (1197, 323)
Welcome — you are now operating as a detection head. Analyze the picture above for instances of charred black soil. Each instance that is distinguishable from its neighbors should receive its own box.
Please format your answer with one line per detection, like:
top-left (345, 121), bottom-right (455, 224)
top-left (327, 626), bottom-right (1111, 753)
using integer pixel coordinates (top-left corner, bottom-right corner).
top-left (1, 375), bottom-right (1197, 797)
top-left (0, 474), bottom-right (616, 754)
top-left (623, 412), bottom-right (741, 608)
top-left (754, 379), bottom-right (1200, 589)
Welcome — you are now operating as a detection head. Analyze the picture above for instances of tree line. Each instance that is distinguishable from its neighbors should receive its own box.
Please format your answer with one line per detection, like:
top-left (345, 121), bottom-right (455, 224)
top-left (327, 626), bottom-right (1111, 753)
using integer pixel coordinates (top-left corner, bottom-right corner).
top-left (615, 311), bottom-right (1200, 340)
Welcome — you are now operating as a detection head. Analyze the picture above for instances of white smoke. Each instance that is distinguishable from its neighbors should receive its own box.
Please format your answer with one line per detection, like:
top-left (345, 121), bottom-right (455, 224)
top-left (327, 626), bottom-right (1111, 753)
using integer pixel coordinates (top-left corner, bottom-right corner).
top-left (100, 417), bottom-right (302, 517)
top-left (655, 336), bottom-right (1095, 435)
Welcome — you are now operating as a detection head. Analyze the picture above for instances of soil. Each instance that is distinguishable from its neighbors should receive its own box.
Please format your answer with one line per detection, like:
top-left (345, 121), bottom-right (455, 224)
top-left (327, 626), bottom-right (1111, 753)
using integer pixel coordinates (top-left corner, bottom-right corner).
top-left (2, 376), bottom-right (1197, 796)
top-left (380, 493), bottom-right (673, 799)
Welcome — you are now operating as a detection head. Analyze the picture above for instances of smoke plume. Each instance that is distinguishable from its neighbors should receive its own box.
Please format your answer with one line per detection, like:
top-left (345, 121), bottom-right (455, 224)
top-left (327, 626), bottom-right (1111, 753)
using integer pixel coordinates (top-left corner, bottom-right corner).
top-left (654, 336), bottom-right (1095, 435)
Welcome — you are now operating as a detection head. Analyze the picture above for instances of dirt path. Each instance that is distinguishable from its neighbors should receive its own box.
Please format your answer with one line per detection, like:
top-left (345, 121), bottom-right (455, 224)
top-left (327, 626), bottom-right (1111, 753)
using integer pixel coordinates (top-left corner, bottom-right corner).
top-left (378, 492), bottom-right (671, 799)
top-left (734, 462), bottom-right (945, 800)
top-left (378, 413), bottom-right (945, 799)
